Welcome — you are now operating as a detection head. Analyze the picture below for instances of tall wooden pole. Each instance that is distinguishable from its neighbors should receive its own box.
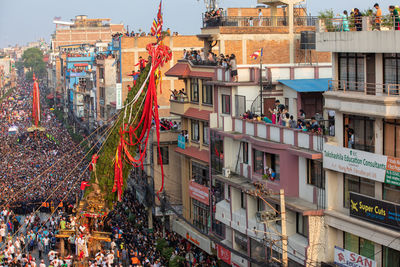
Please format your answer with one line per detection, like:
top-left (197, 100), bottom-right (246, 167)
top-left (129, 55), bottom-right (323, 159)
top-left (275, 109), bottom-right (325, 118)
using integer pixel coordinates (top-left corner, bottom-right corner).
top-left (280, 189), bottom-right (288, 267)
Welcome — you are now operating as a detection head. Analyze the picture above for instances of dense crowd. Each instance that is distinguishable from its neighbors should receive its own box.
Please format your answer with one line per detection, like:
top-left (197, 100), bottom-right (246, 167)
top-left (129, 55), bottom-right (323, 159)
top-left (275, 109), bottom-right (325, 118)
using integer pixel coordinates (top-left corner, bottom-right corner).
top-left (0, 78), bottom-right (89, 212)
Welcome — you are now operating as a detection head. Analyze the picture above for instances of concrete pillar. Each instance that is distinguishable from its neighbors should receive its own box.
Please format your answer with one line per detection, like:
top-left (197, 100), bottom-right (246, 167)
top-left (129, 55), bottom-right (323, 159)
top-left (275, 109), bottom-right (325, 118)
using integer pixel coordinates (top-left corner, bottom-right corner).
top-left (375, 53), bottom-right (384, 96)
top-left (288, 3), bottom-right (295, 64)
top-left (60, 238), bottom-right (65, 257)
top-left (375, 118), bottom-right (383, 155)
top-left (271, 5), bottom-right (278, 26)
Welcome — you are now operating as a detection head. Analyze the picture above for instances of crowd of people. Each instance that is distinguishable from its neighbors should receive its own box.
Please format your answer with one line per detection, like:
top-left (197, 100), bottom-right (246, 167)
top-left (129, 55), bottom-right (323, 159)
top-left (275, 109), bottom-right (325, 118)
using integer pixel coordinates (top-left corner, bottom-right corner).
top-left (0, 78), bottom-right (90, 213)
top-left (336, 3), bottom-right (400, 31)
top-left (241, 99), bottom-right (332, 134)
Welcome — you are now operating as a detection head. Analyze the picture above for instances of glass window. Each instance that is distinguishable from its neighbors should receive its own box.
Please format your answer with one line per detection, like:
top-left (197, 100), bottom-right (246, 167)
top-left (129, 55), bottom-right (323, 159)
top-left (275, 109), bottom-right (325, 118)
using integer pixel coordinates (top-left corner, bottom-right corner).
top-left (344, 115), bottom-right (375, 152)
top-left (343, 174), bottom-right (375, 208)
top-left (190, 78), bottom-right (199, 102)
top-left (242, 142), bottom-right (249, 164)
top-left (210, 131), bottom-right (224, 174)
top-left (383, 119), bottom-right (400, 157)
top-left (253, 149), bottom-right (264, 174)
top-left (235, 95), bottom-right (246, 117)
top-left (344, 233), bottom-right (375, 260)
top-left (338, 53), bottom-right (365, 91)
top-left (251, 239), bottom-right (266, 262)
top-left (383, 183), bottom-right (400, 204)
top-left (383, 53), bottom-right (400, 92)
top-left (307, 159), bottom-right (325, 189)
top-left (253, 149), bottom-right (280, 181)
top-left (257, 198), bottom-right (264, 212)
top-left (296, 213), bottom-right (309, 237)
top-left (241, 191), bottom-right (246, 209)
top-left (191, 120), bottom-right (199, 141)
top-left (202, 83), bottom-right (213, 105)
top-left (234, 231), bottom-right (248, 253)
top-left (192, 162), bottom-right (209, 187)
top-left (221, 94), bottom-right (231, 114)
top-left (157, 146), bottom-right (169, 165)
top-left (192, 199), bottom-right (209, 234)
top-left (203, 122), bottom-right (209, 145)
top-left (383, 246), bottom-right (400, 267)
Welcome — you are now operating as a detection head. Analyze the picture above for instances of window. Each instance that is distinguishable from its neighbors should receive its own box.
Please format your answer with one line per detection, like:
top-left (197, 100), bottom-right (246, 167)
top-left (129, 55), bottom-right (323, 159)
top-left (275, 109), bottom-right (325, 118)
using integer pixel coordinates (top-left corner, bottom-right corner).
top-left (383, 53), bottom-right (400, 93)
top-left (157, 146), bottom-right (169, 165)
top-left (191, 120), bottom-right (199, 141)
top-left (211, 131), bottom-right (224, 174)
top-left (383, 119), bottom-right (400, 157)
top-left (99, 87), bottom-right (105, 99)
top-left (383, 183), bottom-right (400, 204)
top-left (338, 53), bottom-right (365, 91)
top-left (235, 95), bottom-right (246, 117)
top-left (190, 78), bottom-right (199, 102)
top-left (202, 84), bottom-right (213, 105)
top-left (344, 115), bottom-right (375, 152)
top-left (234, 231), bottom-right (248, 253)
top-left (240, 191), bottom-right (246, 209)
top-left (203, 122), bottom-right (209, 145)
top-left (250, 239), bottom-right (266, 262)
top-left (257, 198), bottom-right (264, 212)
top-left (344, 232), bottom-right (375, 260)
top-left (307, 160), bottom-right (325, 188)
top-left (193, 199), bottom-right (209, 234)
top-left (343, 174), bottom-right (375, 208)
top-left (242, 142), bottom-right (249, 164)
top-left (253, 149), bottom-right (280, 181)
top-left (383, 246), bottom-right (400, 267)
top-left (100, 106), bottom-right (105, 118)
top-left (296, 213), bottom-right (309, 237)
top-left (221, 94), bottom-right (231, 114)
top-left (192, 162), bottom-right (209, 186)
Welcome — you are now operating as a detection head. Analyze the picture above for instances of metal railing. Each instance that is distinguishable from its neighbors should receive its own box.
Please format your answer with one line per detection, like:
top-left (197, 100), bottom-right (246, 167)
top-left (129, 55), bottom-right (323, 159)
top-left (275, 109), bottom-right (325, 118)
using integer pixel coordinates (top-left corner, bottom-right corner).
top-left (328, 80), bottom-right (400, 96)
top-left (318, 15), bottom-right (400, 32)
top-left (202, 15), bottom-right (318, 28)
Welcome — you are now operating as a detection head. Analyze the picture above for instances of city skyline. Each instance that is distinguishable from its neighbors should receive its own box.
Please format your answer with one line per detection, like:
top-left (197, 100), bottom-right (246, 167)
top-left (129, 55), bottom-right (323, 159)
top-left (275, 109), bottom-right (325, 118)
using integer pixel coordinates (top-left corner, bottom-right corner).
top-left (0, 0), bottom-right (395, 48)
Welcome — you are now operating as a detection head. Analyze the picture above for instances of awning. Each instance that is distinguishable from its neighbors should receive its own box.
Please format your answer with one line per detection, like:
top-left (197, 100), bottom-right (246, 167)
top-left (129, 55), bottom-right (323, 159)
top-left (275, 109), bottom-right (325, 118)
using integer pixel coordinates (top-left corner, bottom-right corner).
top-left (278, 78), bottom-right (331, 92)
top-left (74, 63), bottom-right (88, 67)
top-left (175, 146), bottom-right (209, 163)
top-left (183, 108), bottom-right (211, 121)
top-left (165, 62), bottom-right (214, 79)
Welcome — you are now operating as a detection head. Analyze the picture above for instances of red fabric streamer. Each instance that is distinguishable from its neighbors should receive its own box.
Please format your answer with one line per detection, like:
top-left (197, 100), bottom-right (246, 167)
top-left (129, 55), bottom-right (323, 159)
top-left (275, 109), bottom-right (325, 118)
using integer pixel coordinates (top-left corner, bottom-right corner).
top-left (32, 73), bottom-right (41, 127)
top-left (80, 181), bottom-right (91, 191)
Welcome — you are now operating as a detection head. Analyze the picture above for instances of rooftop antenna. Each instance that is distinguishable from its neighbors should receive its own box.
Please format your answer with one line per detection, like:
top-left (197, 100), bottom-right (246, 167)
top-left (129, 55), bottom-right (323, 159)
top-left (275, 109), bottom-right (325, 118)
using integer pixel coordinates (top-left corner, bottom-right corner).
top-left (202, 0), bottom-right (219, 11)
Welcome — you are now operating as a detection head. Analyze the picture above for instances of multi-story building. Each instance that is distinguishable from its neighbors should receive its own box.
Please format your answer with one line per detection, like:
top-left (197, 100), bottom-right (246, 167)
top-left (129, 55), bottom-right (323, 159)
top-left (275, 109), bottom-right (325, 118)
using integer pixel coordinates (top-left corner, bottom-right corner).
top-left (165, 0), bottom-right (332, 261)
top-left (51, 15), bottom-right (124, 51)
top-left (316, 17), bottom-right (400, 267)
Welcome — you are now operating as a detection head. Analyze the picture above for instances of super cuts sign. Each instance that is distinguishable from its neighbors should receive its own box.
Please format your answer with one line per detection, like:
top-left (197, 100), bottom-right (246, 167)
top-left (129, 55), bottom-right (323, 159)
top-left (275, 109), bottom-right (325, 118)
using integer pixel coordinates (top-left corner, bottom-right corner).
top-left (334, 246), bottom-right (376, 267)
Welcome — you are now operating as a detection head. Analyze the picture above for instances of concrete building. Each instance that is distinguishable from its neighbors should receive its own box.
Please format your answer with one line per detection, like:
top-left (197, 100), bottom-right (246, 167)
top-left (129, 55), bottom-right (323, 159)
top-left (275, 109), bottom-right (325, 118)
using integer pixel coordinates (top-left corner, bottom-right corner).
top-left (316, 17), bottom-right (400, 267)
top-left (51, 15), bottom-right (124, 51)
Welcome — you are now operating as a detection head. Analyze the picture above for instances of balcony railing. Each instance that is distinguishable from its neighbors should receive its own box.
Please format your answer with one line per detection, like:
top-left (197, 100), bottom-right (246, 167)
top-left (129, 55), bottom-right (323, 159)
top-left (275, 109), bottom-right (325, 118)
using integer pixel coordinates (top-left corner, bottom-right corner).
top-left (233, 117), bottom-right (324, 152)
top-left (328, 80), bottom-right (400, 96)
top-left (202, 15), bottom-right (318, 28)
top-left (318, 15), bottom-right (400, 32)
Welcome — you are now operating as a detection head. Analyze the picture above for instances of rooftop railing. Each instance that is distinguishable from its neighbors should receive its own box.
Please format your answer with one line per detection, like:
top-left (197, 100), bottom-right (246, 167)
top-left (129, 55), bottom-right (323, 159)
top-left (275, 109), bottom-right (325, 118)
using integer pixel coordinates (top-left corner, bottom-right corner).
top-left (202, 15), bottom-right (318, 28)
top-left (328, 80), bottom-right (400, 96)
top-left (318, 15), bottom-right (400, 32)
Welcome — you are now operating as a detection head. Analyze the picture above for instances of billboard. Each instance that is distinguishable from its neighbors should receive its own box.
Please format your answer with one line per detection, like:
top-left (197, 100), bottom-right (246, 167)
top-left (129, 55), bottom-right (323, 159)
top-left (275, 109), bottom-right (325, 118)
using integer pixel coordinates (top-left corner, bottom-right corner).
top-left (188, 181), bottom-right (209, 205)
top-left (334, 246), bottom-right (376, 267)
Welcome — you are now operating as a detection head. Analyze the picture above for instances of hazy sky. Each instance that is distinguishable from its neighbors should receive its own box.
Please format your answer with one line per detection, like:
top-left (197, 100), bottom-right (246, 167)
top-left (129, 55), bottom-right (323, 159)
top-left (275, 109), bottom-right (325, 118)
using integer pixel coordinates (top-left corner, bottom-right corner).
top-left (0, 0), bottom-right (395, 48)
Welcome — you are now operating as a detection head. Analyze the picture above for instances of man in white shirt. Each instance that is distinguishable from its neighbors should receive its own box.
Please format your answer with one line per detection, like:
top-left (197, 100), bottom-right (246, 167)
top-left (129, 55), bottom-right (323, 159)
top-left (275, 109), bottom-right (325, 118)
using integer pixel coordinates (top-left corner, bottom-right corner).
top-left (258, 9), bottom-right (263, 26)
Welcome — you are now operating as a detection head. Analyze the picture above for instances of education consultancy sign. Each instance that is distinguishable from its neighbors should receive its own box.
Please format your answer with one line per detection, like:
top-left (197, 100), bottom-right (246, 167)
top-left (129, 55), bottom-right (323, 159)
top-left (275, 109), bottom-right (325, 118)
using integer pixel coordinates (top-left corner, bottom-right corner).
top-left (323, 144), bottom-right (400, 186)
top-left (350, 192), bottom-right (400, 231)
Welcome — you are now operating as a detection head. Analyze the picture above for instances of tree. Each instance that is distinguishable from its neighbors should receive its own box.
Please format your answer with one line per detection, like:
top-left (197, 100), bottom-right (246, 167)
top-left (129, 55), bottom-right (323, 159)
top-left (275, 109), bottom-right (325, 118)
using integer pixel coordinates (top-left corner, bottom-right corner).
top-left (22, 47), bottom-right (46, 81)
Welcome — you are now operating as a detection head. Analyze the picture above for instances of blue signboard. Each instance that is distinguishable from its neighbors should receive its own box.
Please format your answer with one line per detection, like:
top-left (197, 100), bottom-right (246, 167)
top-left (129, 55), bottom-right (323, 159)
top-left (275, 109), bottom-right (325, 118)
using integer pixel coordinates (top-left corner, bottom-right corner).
top-left (178, 135), bottom-right (186, 150)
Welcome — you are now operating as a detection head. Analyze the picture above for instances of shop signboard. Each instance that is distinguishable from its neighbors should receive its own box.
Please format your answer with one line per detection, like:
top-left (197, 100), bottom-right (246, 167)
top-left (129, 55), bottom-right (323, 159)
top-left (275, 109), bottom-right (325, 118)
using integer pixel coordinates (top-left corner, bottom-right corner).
top-left (350, 192), bottom-right (400, 231)
top-left (216, 244), bottom-right (231, 265)
top-left (323, 144), bottom-right (400, 186)
top-left (116, 83), bottom-right (122, 110)
top-left (188, 181), bottom-right (209, 205)
top-left (334, 246), bottom-right (376, 267)
top-left (178, 134), bottom-right (185, 149)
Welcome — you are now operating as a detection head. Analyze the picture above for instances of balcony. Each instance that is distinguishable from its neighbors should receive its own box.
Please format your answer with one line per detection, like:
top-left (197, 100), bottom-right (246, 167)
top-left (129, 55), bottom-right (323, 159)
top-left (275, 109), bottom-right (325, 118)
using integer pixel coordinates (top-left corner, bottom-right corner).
top-left (233, 117), bottom-right (324, 152)
top-left (169, 97), bottom-right (190, 116)
top-left (317, 16), bottom-right (400, 53)
top-left (325, 80), bottom-right (400, 117)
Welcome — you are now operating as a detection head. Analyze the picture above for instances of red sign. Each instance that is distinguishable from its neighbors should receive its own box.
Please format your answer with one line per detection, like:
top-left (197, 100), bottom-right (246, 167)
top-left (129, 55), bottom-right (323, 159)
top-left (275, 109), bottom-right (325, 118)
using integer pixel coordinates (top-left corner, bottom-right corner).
top-left (188, 181), bottom-right (209, 205)
top-left (217, 244), bottom-right (231, 265)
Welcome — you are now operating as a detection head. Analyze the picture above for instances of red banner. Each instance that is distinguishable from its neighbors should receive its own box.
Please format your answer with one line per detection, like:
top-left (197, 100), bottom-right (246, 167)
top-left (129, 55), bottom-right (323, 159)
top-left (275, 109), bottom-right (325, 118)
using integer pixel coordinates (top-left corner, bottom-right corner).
top-left (217, 244), bottom-right (231, 265)
top-left (188, 181), bottom-right (209, 205)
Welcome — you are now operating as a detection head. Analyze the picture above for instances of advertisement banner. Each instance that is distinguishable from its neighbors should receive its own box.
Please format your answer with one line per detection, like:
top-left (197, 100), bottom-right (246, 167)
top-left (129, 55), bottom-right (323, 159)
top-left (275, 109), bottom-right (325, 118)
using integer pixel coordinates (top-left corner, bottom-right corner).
top-left (323, 144), bottom-right (400, 185)
top-left (188, 181), bottom-right (209, 205)
top-left (178, 135), bottom-right (186, 150)
top-left (217, 244), bottom-right (231, 265)
top-left (116, 83), bottom-right (122, 110)
top-left (323, 144), bottom-right (386, 182)
top-left (334, 246), bottom-right (376, 267)
top-left (350, 192), bottom-right (400, 231)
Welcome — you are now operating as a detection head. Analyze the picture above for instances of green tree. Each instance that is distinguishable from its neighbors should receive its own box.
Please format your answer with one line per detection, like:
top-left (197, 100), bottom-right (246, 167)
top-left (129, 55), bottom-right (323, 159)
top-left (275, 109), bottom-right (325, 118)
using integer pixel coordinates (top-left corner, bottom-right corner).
top-left (22, 47), bottom-right (46, 81)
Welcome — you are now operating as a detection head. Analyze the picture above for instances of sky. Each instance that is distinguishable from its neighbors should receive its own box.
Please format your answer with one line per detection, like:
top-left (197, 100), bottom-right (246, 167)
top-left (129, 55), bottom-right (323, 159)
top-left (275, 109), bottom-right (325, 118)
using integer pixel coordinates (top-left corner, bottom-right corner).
top-left (0, 0), bottom-right (395, 48)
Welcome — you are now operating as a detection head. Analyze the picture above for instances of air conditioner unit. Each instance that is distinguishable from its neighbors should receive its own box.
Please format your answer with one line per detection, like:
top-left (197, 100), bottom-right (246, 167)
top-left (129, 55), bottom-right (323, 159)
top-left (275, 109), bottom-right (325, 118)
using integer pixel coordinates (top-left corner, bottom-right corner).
top-left (222, 168), bottom-right (231, 178)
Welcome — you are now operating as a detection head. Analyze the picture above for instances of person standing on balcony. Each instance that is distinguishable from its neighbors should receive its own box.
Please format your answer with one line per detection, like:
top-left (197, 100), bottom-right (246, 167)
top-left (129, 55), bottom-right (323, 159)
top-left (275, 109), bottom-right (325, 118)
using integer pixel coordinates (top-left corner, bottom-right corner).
top-left (258, 9), bottom-right (263, 26)
top-left (374, 3), bottom-right (382, 30)
top-left (354, 8), bottom-right (362, 31)
top-left (339, 10), bottom-right (350, 31)
top-left (389, 6), bottom-right (400, 30)
top-left (229, 54), bottom-right (238, 82)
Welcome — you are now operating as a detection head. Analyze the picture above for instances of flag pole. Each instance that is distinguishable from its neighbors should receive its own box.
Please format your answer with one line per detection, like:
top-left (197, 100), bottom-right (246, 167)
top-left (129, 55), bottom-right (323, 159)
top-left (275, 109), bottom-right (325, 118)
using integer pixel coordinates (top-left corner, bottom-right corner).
top-left (259, 52), bottom-right (263, 117)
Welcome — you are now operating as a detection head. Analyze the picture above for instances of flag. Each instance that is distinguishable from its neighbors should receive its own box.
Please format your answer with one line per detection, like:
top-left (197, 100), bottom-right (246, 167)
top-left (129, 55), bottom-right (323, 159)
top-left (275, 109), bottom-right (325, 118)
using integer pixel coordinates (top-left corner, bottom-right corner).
top-left (156, 0), bottom-right (163, 39)
top-left (151, 19), bottom-right (158, 36)
top-left (250, 48), bottom-right (263, 60)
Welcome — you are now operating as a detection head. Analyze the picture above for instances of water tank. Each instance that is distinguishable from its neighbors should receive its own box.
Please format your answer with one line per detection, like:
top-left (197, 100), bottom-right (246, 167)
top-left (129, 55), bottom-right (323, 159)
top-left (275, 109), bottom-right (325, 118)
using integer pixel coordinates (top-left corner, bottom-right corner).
top-left (300, 31), bottom-right (316, 50)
